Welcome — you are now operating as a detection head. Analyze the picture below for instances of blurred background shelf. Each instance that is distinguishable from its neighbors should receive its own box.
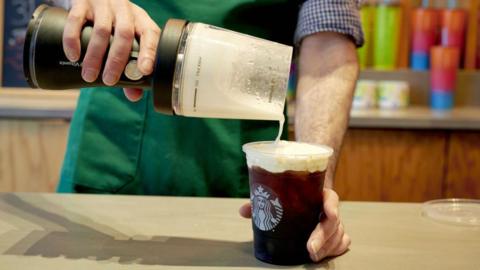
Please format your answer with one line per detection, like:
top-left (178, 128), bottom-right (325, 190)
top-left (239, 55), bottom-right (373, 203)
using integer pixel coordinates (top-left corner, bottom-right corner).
top-left (3, 82), bottom-right (480, 129)
top-left (350, 106), bottom-right (480, 130)
top-left (360, 69), bottom-right (480, 106)
top-left (0, 89), bottom-right (78, 119)
top-left (286, 104), bottom-right (480, 130)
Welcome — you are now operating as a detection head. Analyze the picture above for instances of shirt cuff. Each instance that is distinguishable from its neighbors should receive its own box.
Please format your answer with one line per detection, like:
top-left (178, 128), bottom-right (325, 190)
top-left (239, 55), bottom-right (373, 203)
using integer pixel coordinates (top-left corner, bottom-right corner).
top-left (294, 0), bottom-right (364, 47)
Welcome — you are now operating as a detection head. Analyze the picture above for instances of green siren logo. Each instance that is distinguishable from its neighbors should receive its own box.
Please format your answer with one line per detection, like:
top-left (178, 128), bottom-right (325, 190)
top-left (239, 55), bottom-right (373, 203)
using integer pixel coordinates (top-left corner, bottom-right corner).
top-left (251, 185), bottom-right (283, 231)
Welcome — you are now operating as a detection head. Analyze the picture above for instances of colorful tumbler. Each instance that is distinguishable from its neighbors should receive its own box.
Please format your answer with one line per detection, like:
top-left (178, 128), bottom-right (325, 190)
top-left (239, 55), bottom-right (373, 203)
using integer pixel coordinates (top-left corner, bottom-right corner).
top-left (373, 1), bottom-right (402, 70)
top-left (287, 63), bottom-right (297, 101)
top-left (430, 46), bottom-right (460, 110)
top-left (440, 8), bottom-right (467, 67)
top-left (410, 8), bottom-right (438, 70)
top-left (358, 2), bottom-right (376, 68)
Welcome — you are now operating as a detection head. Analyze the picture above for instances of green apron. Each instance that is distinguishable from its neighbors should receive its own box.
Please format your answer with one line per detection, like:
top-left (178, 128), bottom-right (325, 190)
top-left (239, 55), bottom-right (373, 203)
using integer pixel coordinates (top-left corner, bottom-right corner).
top-left (58, 0), bottom-right (298, 197)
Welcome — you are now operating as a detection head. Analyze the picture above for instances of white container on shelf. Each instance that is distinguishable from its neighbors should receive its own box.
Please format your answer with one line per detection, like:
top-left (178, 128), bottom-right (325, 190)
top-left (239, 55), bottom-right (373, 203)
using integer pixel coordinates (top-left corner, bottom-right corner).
top-left (377, 80), bottom-right (410, 109)
top-left (353, 80), bottom-right (377, 109)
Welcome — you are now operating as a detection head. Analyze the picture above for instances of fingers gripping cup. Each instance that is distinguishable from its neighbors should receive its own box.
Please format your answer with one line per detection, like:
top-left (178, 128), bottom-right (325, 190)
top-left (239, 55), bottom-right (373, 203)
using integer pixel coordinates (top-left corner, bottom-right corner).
top-left (243, 141), bottom-right (333, 265)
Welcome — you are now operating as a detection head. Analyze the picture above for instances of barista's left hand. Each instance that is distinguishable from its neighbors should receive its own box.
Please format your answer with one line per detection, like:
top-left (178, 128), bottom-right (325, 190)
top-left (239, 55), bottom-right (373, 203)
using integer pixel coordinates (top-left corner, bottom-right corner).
top-left (239, 188), bottom-right (350, 262)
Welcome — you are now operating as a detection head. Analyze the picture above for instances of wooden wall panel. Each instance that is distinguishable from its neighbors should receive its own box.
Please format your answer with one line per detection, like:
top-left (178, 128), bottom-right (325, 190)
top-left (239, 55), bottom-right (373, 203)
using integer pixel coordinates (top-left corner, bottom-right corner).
top-left (465, 0), bottom-right (480, 69)
top-left (445, 132), bottom-right (480, 198)
top-left (399, 0), bottom-right (413, 68)
top-left (0, 121), bottom-right (476, 200)
top-left (334, 129), bottom-right (447, 202)
top-left (0, 120), bottom-right (69, 192)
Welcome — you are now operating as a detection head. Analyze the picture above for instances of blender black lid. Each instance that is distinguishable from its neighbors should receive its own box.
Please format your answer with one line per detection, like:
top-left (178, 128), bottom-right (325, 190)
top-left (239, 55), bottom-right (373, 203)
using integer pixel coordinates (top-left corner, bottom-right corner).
top-left (152, 19), bottom-right (188, 114)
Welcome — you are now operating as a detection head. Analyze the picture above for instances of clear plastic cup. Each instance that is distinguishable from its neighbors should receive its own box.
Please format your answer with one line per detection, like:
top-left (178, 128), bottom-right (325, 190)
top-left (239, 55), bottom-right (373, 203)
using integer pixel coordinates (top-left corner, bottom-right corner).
top-left (243, 141), bottom-right (333, 265)
top-left (423, 198), bottom-right (480, 226)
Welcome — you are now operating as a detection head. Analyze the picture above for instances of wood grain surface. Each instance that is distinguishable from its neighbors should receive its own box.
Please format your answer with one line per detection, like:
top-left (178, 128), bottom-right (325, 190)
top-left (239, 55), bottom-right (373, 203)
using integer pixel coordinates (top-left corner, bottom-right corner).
top-left (0, 120), bottom-right (69, 192)
top-left (398, 0), bottom-right (412, 68)
top-left (334, 129), bottom-right (447, 202)
top-left (446, 131), bottom-right (480, 198)
top-left (465, 0), bottom-right (480, 69)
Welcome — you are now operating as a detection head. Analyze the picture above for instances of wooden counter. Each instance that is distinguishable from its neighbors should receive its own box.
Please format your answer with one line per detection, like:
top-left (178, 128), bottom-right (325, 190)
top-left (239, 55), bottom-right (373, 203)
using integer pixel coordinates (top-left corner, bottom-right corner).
top-left (0, 193), bottom-right (479, 269)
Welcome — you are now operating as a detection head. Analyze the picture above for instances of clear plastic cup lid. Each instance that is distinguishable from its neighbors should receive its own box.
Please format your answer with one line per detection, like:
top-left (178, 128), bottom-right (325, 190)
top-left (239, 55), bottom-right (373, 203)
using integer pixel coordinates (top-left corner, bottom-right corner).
top-left (422, 199), bottom-right (480, 226)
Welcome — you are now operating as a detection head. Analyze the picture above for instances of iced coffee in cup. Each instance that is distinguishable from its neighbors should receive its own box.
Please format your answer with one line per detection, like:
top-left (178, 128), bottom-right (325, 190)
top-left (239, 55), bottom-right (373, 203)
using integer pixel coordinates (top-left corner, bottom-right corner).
top-left (243, 141), bottom-right (333, 265)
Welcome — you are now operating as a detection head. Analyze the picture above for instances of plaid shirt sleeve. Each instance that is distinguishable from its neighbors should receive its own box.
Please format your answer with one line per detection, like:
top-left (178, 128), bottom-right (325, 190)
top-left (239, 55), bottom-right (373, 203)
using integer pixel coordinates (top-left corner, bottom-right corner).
top-left (294, 0), bottom-right (364, 47)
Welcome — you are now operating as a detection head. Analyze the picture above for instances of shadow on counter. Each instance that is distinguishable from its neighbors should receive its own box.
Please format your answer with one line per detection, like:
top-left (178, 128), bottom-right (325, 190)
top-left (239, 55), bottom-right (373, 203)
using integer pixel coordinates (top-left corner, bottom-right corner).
top-left (0, 194), bottom-right (331, 269)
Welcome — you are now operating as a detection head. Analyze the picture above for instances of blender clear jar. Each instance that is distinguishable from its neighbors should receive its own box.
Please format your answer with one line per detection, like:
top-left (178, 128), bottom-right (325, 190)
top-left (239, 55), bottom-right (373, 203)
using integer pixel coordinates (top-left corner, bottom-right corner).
top-left (153, 19), bottom-right (293, 120)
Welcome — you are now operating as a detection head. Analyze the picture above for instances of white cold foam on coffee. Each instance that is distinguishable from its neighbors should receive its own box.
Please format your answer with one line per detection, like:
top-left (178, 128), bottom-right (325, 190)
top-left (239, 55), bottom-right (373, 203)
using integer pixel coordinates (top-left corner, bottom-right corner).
top-left (178, 23), bottom-right (292, 120)
top-left (243, 141), bottom-right (333, 173)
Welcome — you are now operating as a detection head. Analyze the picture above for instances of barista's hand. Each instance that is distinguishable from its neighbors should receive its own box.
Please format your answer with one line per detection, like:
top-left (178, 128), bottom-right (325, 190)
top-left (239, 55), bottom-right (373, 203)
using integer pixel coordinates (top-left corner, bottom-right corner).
top-left (239, 188), bottom-right (351, 263)
top-left (63, 0), bottom-right (160, 101)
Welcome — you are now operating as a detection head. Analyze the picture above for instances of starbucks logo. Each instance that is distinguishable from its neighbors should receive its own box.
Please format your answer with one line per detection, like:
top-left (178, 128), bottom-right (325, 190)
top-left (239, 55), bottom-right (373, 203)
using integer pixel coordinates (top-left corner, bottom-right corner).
top-left (251, 185), bottom-right (283, 231)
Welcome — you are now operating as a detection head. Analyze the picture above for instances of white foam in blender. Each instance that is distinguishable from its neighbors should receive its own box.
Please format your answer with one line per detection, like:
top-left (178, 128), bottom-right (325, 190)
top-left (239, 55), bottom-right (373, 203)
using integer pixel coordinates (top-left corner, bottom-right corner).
top-left (244, 141), bottom-right (333, 173)
top-left (179, 23), bottom-right (292, 120)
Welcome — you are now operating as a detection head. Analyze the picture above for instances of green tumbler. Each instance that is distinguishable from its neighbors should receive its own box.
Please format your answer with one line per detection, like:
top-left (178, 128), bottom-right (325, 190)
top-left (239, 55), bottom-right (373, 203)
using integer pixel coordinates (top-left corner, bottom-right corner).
top-left (358, 3), bottom-right (376, 68)
top-left (373, 1), bottom-right (402, 70)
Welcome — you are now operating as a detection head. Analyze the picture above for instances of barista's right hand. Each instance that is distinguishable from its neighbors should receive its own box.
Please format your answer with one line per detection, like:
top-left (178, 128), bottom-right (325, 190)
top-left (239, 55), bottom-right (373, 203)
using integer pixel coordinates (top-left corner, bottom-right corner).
top-left (63, 0), bottom-right (161, 102)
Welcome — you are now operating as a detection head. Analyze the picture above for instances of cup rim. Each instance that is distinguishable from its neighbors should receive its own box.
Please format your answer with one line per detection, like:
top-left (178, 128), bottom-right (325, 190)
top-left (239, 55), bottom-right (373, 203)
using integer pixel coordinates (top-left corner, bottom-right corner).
top-left (242, 141), bottom-right (334, 158)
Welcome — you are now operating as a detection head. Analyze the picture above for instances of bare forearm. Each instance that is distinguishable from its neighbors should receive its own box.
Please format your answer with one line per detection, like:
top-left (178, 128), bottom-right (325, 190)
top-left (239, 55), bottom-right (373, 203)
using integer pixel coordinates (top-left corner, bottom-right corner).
top-left (295, 32), bottom-right (359, 187)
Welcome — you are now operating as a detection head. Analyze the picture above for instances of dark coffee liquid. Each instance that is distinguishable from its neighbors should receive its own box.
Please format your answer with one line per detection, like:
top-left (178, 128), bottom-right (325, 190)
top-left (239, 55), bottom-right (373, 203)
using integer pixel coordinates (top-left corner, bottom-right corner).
top-left (249, 166), bottom-right (325, 265)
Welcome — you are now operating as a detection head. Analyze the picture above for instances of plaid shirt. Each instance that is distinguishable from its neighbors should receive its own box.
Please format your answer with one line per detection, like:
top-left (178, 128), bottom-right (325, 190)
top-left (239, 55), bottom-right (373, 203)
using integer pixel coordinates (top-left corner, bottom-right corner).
top-left (295, 0), bottom-right (364, 47)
